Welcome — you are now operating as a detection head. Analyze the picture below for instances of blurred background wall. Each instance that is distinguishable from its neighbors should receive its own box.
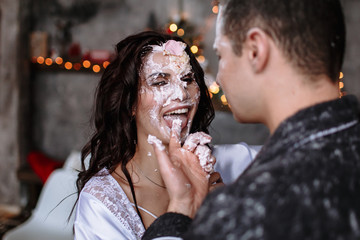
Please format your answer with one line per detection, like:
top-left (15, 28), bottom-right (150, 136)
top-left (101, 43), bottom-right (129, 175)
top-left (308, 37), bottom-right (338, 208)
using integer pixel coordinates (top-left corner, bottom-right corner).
top-left (0, 0), bottom-right (358, 206)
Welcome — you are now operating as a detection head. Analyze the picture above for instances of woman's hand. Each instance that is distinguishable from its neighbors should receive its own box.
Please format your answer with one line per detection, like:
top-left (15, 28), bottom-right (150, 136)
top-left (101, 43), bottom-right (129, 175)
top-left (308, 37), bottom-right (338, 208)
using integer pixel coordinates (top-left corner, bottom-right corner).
top-left (149, 126), bottom-right (210, 218)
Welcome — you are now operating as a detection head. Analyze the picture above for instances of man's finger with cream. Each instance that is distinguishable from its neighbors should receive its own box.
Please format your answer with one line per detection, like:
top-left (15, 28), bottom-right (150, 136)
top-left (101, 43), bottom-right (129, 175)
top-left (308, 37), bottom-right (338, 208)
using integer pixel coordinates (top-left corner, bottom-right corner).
top-left (183, 132), bottom-right (212, 152)
top-left (148, 134), bottom-right (197, 217)
top-left (194, 145), bottom-right (215, 175)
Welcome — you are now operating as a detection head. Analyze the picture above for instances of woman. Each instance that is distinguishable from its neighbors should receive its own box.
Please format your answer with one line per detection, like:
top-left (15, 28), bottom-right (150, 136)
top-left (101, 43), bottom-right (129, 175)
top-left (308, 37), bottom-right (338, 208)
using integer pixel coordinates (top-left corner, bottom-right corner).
top-left (74, 31), bottom-right (218, 240)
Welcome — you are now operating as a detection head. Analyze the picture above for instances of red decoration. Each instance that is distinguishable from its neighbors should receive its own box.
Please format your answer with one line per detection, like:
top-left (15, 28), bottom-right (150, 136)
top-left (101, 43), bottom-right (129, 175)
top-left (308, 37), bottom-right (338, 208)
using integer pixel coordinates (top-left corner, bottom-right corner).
top-left (27, 151), bottom-right (64, 184)
top-left (82, 50), bottom-right (111, 65)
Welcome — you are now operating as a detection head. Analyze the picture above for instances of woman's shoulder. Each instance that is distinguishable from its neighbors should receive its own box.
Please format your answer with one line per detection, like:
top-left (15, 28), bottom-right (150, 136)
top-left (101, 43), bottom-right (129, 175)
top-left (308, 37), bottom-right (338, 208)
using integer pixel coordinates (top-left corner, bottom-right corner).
top-left (82, 168), bottom-right (127, 206)
top-left (78, 168), bottom-right (145, 238)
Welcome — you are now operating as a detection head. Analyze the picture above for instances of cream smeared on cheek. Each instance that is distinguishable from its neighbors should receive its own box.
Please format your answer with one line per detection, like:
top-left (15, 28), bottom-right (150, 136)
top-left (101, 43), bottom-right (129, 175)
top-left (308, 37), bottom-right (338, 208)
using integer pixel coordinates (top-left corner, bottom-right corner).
top-left (141, 40), bottom-right (199, 139)
top-left (150, 44), bottom-right (193, 108)
top-left (163, 80), bottom-right (188, 107)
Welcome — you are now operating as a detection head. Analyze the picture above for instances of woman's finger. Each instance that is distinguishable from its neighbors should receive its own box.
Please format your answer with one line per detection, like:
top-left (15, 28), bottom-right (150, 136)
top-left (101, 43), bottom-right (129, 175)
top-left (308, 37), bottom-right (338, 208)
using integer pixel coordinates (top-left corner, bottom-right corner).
top-left (169, 119), bottom-right (182, 153)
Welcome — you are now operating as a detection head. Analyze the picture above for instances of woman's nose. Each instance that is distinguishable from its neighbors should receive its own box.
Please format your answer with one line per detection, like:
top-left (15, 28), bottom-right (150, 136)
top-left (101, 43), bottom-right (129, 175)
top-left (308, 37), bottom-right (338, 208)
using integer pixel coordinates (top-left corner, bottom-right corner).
top-left (173, 82), bottom-right (189, 101)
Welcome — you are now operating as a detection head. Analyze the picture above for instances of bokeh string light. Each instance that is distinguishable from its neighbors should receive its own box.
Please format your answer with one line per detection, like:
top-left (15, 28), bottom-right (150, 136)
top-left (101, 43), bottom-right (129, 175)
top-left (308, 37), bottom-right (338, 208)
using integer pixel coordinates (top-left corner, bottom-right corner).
top-left (31, 56), bottom-right (109, 73)
top-left (339, 71), bottom-right (345, 97)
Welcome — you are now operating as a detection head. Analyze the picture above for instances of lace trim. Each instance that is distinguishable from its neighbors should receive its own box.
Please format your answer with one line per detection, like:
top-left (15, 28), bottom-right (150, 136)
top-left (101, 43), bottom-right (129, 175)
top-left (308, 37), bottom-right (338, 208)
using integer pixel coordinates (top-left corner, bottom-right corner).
top-left (83, 169), bottom-right (145, 239)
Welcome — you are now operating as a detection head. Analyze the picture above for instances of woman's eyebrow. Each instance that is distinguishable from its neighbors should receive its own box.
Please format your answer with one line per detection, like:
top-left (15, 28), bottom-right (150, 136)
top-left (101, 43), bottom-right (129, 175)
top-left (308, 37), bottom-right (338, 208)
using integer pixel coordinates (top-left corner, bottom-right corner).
top-left (148, 72), bottom-right (170, 79)
top-left (181, 72), bottom-right (194, 78)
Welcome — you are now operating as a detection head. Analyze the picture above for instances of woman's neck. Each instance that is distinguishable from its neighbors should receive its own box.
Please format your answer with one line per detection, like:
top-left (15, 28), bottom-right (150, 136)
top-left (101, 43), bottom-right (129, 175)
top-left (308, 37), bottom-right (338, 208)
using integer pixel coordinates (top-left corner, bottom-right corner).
top-left (130, 139), bottom-right (167, 188)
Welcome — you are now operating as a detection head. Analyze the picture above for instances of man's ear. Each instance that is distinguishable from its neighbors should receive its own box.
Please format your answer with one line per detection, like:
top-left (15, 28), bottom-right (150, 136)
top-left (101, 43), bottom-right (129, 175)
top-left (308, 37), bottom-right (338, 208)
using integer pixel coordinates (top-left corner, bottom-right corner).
top-left (245, 28), bottom-right (270, 73)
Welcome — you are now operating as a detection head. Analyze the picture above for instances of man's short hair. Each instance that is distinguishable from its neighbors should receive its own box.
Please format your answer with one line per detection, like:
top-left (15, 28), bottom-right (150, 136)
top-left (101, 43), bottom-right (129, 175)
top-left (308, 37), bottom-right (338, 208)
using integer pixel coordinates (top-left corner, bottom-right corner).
top-left (220, 0), bottom-right (346, 82)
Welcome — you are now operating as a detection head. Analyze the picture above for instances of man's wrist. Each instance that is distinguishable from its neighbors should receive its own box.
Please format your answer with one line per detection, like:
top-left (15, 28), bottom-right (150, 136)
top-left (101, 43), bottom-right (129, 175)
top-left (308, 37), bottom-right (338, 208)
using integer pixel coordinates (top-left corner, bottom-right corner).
top-left (167, 200), bottom-right (195, 218)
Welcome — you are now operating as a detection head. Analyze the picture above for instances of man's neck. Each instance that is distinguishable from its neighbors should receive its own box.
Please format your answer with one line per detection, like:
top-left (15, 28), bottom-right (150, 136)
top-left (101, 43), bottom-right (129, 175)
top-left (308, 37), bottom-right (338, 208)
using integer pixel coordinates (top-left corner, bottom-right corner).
top-left (264, 74), bottom-right (340, 134)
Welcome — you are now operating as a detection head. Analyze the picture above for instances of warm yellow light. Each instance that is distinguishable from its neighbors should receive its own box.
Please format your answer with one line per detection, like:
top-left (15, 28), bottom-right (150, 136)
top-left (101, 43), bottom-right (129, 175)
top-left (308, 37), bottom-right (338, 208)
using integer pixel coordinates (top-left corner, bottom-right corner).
top-left (64, 62), bottom-right (73, 70)
top-left (169, 23), bottom-right (178, 32)
top-left (209, 92), bottom-right (213, 99)
top-left (209, 82), bottom-right (220, 94)
top-left (55, 57), bottom-right (63, 65)
top-left (83, 60), bottom-right (91, 68)
top-left (197, 55), bottom-right (205, 63)
top-left (103, 61), bottom-right (110, 68)
top-left (190, 45), bottom-right (199, 54)
top-left (339, 72), bottom-right (344, 79)
top-left (45, 58), bottom-right (53, 66)
top-left (74, 63), bottom-right (82, 71)
top-left (92, 64), bottom-right (101, 73)
top-left (339, 81), bottom-right (344, 89)
top-left (212, 6), bottom-right (219, 14)
top-left (37, 56), bottom-right (45, 64)
top-left (177, 28), bottom-right (185, 36)
top-left (220, 94), bottom-right (228, 105)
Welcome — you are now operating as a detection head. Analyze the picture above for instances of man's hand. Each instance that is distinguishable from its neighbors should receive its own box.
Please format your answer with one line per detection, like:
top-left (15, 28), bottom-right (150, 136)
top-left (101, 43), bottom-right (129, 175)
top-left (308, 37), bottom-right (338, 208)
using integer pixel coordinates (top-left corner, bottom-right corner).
top-left (148, 126), bottom-right (212, 218)
top-left (208, 171), bottom-right (224, 192)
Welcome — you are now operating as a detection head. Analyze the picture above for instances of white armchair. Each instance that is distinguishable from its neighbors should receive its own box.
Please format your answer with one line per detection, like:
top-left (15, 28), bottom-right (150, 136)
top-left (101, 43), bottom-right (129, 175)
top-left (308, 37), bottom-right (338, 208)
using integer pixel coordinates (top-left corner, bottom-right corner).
top-left (213, 142), bottom-right (262, 184)
top-left (3, 151), bottom-right (81, 240)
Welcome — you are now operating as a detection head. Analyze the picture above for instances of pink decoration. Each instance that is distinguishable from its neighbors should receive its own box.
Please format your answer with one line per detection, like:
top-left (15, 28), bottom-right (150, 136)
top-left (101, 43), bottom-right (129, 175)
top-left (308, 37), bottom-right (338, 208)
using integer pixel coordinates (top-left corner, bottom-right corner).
top-left (163, 40), bottom-right (185, 56)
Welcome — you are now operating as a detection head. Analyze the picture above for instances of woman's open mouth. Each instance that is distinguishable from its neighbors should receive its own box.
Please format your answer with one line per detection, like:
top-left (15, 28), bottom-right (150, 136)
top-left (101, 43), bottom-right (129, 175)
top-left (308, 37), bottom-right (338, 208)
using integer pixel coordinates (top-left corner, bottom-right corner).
top-left (163, 107), bottom-right (190, 130)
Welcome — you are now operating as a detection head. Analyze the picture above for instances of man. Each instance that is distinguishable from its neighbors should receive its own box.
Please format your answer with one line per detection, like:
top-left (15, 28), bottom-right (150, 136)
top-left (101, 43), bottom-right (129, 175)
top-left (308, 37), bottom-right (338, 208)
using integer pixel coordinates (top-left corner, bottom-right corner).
top-left (143, 0), bottom-right (360, 239)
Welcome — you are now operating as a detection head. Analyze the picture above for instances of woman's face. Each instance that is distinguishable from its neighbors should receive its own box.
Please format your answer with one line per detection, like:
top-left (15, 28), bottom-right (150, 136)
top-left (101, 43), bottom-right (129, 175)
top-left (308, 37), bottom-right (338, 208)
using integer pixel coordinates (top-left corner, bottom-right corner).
top-left (135, 41), bottom-right (200, 144)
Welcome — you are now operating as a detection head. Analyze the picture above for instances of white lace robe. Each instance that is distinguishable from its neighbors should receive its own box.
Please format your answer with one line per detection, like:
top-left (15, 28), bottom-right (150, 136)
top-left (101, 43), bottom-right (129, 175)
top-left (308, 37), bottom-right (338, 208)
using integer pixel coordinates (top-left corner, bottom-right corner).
top-left (73, 143), bottom-right (259, 240)
top-left (74, 169), bottom-right (146, 240)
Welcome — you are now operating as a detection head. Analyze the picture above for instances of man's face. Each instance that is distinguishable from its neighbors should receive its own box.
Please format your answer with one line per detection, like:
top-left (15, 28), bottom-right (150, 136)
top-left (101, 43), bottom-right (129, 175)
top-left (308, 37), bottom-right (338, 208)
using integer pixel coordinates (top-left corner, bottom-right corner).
top-left (213, 7), bottom-right (261, 123)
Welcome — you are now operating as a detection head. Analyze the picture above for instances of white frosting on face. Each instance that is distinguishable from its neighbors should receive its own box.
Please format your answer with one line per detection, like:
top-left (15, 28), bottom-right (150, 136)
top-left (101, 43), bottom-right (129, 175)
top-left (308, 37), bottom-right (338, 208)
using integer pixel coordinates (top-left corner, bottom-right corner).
top-left (151, 41), bottom-right (191, 76)
top-left (144, 43), bottom-right (193, 108)
top-left (139, 40), bottom-right (200, 142)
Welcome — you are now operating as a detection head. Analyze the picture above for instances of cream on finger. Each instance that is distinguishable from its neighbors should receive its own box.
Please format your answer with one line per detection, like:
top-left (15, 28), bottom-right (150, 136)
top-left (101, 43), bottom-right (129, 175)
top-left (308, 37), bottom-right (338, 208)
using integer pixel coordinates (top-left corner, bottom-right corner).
top-left (183, 132), bottom-right (212, 152)
top-left (194, 145), bottom-right (215, 175)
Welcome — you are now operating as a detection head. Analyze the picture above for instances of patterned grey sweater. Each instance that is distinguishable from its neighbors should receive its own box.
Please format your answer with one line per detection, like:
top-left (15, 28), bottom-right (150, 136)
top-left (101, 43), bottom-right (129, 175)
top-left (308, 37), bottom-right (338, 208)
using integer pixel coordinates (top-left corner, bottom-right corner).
top-left (143, 95), bottom-right (360, 240)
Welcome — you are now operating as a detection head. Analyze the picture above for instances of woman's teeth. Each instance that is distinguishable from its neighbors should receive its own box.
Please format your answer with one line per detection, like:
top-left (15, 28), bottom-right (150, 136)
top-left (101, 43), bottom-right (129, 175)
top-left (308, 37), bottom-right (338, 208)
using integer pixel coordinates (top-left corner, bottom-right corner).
top-left (164, 108), bottom-right (189, 116)
top-left (163, 108), bottom-right (189, 130)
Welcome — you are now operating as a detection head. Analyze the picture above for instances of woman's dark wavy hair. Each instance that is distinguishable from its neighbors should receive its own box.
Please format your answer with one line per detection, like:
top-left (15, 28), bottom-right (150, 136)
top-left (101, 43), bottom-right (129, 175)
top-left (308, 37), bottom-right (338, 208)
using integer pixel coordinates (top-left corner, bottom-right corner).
top-left (75, 31), bottom-right (214, 221)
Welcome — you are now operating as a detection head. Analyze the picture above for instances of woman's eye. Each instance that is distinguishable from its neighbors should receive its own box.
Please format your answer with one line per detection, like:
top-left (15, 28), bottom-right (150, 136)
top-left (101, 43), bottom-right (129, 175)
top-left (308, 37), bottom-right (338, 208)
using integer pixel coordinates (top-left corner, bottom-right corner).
top-left (151, 80), bottom-right (167, 86)
top-left (181, 73), bottom-right (195, 84)
top-left (182, 77), bottom-right (195, 84)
